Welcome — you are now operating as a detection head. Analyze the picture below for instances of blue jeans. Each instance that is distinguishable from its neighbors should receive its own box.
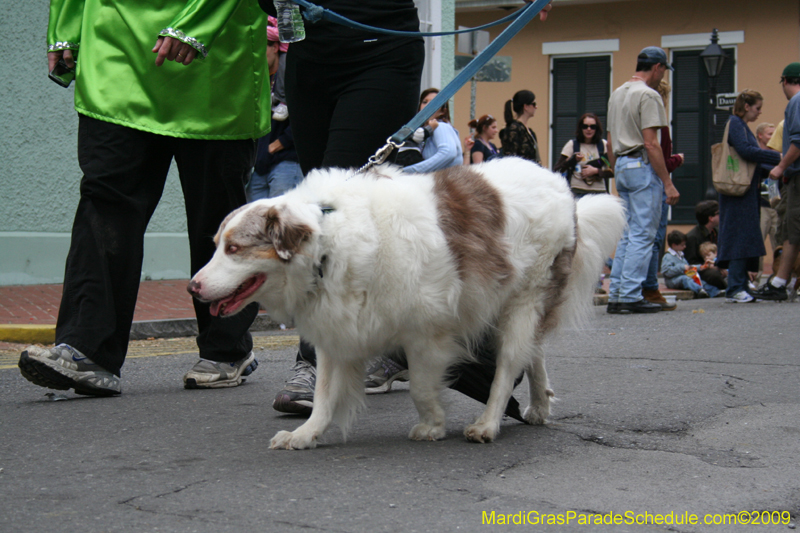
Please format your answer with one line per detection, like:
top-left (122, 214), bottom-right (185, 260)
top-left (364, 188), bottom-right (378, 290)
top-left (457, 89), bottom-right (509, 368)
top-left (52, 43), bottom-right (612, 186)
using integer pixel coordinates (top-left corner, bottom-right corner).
top-left (643, 196), bottom-right (669, 291)
top-left (665, 275), bottom-right (720, 297)
top-left (246, 160), bottom-right (304, 202)
top-left (608, 157), bottom-right (663, 303)
top-left (726, 258), bottom-right (749, 297)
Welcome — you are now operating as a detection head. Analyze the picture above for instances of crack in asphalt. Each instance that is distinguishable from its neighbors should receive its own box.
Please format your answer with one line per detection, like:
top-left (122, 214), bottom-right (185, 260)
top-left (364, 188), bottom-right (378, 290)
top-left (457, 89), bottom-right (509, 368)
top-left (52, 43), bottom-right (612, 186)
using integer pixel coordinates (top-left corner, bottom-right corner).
top-left (552, 424), bottom-right (766, 469)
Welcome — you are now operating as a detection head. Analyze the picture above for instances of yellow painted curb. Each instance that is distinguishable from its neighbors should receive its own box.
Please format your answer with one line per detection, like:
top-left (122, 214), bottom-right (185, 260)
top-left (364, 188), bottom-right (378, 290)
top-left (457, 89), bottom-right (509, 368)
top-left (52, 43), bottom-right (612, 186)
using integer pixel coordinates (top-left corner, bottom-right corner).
top-left (0, 324), bottom-right (56, 344)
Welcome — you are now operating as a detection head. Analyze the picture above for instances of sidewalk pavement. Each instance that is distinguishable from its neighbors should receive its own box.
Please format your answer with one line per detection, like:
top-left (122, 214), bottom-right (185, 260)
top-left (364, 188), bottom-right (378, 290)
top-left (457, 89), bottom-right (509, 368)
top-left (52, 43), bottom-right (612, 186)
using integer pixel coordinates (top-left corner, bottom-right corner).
top-left (0, 280), bottom-right (282, 345)
top-left (0, 278), bottom-right (693, 345)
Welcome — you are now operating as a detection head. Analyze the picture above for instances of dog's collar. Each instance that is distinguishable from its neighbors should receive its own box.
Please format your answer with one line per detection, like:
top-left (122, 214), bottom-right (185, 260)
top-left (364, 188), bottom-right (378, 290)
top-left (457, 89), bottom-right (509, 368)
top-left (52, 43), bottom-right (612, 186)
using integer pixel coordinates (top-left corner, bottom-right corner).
top-left (315, 207), bottom-right (333, 280)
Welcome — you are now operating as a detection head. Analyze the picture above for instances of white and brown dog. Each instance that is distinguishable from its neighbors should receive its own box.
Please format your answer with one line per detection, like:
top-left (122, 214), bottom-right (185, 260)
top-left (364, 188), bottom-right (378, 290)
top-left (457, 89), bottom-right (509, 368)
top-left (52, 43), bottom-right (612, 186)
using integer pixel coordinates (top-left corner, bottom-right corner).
top-left (189, 157), bottom-right (625, 449)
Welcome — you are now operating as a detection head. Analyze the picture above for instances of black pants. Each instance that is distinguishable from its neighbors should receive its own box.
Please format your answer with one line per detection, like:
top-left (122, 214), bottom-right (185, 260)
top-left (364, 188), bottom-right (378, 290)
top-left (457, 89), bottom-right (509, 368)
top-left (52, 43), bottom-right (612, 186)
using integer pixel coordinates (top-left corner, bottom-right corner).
top-left (56, 116), bottom-right (258, 376)
top-left (285, 41), bottom-right (425, 365)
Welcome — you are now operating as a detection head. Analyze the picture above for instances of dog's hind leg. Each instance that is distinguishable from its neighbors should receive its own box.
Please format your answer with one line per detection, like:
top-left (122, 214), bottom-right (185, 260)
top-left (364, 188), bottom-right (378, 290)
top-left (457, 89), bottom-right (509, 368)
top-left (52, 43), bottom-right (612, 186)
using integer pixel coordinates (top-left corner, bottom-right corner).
top-left (405, 336), bottom-right (453, 441)
top-left (270, 349), bottom-right (364, 450)
top-left (522, 343), bottom-right (554, 425)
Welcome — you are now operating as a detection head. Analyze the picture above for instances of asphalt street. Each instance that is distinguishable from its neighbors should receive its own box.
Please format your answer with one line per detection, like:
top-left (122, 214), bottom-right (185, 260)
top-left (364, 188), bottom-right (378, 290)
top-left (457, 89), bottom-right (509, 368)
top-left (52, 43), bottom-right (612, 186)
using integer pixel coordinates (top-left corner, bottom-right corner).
top-left (1, 298), bottom-right (798, 532)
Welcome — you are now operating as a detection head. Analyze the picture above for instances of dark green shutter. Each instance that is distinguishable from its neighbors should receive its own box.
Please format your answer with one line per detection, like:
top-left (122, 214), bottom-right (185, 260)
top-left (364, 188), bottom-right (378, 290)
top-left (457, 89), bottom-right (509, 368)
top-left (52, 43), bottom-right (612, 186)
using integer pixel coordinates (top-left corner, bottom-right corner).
top-left (671, 48), bottom-right (735, 223)
top-left (551, 56), bottom-right (611, 168)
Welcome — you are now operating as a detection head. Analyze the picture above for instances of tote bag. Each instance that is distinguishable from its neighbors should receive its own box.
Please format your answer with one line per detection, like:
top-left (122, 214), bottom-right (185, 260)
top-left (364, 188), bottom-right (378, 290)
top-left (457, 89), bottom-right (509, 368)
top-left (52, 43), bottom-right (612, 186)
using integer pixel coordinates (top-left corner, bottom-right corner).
top-left (711, 120), bottom-right (757, 196)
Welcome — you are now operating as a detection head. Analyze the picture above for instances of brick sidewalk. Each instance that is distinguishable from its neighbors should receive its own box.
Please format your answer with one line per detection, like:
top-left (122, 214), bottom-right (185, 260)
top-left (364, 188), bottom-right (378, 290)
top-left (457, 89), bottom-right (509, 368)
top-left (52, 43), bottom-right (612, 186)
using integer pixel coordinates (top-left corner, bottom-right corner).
top-left (0, 280), bottom-right (196, 325)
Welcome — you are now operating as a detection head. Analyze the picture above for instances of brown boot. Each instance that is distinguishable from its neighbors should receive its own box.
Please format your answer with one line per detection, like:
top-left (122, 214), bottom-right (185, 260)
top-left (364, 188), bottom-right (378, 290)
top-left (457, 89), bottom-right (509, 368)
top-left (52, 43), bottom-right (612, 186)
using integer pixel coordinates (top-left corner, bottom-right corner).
top-left (642, 288), bottom-right (676, 311)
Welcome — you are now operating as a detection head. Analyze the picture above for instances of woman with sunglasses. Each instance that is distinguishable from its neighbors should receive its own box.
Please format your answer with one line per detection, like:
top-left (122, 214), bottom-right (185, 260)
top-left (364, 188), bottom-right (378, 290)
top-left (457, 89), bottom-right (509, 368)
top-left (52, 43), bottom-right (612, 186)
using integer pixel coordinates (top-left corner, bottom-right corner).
top-left (467, 114), bottom-right (499, 164)
top-left (553, 113), bottom-right (613, 197)
top-left (499, 90), bottom-right (541, 164)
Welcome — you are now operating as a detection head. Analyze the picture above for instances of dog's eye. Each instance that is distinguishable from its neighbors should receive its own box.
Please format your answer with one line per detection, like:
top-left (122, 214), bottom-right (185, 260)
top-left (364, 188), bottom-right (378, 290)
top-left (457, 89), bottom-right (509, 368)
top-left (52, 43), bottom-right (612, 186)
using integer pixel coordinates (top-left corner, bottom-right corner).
top-left (226, 244), bottom-right (239, 254)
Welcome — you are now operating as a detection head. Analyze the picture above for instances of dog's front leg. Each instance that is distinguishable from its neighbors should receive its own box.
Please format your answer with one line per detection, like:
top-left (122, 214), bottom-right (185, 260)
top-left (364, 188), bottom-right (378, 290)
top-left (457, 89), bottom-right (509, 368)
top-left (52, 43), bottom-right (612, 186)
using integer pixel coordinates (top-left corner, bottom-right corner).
top-left (270, 350), bottom-right (336, 450)
top-left (406, 337), bottom-right (452, 441)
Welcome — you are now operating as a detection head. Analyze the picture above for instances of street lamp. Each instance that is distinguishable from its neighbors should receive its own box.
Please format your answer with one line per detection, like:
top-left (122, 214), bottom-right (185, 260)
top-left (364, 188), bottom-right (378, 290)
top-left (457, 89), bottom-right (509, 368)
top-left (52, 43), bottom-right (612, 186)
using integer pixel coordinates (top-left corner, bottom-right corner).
top-left (700, 29), bottom-right (726, 79)
top-left (701, 29), bottom-right (727, 198)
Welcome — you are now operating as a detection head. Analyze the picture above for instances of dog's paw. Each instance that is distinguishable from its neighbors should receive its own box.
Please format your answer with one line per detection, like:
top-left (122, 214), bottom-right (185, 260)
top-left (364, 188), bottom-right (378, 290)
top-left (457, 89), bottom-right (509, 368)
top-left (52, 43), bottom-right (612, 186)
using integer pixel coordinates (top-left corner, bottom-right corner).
top-left (522, 404), bottom-right (550, 425)
top-left (269, 430), bottom-right (317, 450)
top-left (409, 423), bottom-right (446, 441)
top-left (464, 422), bottom-right (498, 443)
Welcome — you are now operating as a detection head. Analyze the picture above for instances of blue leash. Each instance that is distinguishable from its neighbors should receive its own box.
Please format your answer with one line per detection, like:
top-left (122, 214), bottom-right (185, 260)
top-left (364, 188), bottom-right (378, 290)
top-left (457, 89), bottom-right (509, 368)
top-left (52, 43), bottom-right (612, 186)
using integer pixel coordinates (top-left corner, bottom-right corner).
top-left (293, 0), bottom-right (534, 37)
top-left (354, 0), bottom-right (551, 171)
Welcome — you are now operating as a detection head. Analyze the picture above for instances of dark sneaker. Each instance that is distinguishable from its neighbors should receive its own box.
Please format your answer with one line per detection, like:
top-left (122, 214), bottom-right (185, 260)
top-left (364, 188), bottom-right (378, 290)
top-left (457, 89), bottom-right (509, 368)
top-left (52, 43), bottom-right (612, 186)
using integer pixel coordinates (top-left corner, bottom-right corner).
top-left (606, 301), bottom-right (628, 314)
top-left (619, 299), bottom-right (662, 313)
top-left (643, 288), bottom-right (677, 311)
top-left (18, 344), bottom-right (121, 396)
top-left (273, 360), bottom-right (315, 416)
top-left (183, 351), bottom-right (258, 389)
top-left (750, 282), bottom-right (788, 301)
top-left (365, 355), bottom-right (409, 394)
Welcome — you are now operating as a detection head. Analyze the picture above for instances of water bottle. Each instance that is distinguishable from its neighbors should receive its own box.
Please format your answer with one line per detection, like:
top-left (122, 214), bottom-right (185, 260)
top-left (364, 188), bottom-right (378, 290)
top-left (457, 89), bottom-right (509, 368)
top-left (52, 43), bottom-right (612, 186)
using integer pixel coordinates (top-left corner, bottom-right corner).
top-left (273, 0), bottom-right (305, 43)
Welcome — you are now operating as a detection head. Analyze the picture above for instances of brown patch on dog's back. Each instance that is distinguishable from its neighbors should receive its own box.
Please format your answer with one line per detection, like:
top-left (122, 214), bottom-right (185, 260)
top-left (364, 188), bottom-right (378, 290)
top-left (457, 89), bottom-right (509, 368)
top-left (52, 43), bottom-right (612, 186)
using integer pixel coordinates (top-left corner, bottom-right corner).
top-left (433, 166), bottom-right (513, 285)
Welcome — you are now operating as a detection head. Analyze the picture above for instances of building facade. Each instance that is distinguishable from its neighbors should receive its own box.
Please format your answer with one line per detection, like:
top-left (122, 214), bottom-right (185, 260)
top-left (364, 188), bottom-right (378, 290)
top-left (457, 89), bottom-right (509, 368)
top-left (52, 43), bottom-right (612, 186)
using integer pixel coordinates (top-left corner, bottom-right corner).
top-left (454, 0), bottom-right (800, 224)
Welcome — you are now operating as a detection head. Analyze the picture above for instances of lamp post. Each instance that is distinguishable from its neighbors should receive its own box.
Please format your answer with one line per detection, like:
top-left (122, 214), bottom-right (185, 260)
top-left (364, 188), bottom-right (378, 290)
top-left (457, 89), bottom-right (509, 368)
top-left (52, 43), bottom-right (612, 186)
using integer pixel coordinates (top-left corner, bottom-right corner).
top-left (700, 29), bottom-right (727, 198)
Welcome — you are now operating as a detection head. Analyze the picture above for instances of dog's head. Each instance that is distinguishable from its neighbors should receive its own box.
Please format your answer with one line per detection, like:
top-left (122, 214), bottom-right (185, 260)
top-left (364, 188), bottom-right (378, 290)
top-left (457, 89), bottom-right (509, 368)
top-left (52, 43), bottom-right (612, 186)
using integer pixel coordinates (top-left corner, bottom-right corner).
top-left (188, 199), bottom-right (320, 317)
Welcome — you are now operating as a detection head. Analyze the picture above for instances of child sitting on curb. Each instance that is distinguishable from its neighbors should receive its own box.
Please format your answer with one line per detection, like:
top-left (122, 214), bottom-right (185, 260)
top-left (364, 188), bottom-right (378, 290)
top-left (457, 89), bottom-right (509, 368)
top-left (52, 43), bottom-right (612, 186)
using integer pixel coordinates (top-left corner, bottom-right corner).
top-left (662, 231), bottom-right (720, 298)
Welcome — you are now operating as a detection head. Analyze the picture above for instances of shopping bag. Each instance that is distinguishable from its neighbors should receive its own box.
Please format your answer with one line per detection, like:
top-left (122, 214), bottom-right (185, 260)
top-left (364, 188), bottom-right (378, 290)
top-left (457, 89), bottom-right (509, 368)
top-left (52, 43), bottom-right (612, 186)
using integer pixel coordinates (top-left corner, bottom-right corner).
top-left (711, 121), bottom-right (757, 196)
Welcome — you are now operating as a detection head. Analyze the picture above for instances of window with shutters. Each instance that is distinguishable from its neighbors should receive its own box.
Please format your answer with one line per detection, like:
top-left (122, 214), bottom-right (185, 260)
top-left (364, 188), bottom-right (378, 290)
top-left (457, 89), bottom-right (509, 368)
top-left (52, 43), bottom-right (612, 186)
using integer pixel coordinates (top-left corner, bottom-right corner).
top-left (551, 56), bottom-right (612, 169)
top-left (670, 48), bottom-right (735, 223)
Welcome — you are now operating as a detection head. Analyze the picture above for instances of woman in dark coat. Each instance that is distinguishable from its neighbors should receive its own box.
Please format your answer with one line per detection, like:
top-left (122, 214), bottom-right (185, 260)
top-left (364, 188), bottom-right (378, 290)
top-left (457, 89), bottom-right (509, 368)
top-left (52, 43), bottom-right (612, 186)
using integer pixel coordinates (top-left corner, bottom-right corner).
top-left (717, 90), bottom-right (781, 302)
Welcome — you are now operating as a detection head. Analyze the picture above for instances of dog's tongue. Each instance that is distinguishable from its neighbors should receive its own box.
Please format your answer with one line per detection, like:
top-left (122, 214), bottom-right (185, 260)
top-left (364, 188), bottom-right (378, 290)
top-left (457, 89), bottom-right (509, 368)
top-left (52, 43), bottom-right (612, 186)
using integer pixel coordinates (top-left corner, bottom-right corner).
top-left (208, 274), bottom-right (267, 317)
top-left (209, 300), bottom-right (225, 317)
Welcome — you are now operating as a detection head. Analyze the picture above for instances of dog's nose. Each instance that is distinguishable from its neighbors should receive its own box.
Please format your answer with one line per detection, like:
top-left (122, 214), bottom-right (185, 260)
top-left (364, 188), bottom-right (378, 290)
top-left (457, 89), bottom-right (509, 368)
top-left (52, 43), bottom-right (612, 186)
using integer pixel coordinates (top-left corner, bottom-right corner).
top-left (187, 279), bottom-right (201, 296)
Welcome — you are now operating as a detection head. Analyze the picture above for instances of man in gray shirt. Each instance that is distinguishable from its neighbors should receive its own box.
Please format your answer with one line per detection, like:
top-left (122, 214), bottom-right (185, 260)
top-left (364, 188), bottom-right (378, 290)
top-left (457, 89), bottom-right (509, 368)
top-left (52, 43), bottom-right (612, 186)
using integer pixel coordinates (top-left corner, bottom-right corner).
top-left (606, 47), bottom-right (680, 314)
top-left (753, 62), bottom-right (800, 301)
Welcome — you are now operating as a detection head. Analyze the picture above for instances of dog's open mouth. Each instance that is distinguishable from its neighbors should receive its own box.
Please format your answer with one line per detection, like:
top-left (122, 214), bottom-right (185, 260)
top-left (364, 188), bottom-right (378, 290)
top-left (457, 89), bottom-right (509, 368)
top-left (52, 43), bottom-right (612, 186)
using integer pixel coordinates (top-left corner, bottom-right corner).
top-left (209, 274), bottom-right (267, 317)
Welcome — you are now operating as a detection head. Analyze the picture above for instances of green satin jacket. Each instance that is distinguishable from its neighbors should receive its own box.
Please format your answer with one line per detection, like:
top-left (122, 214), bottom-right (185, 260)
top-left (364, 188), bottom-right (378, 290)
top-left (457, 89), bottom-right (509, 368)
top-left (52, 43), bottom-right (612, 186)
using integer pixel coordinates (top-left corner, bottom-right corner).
top-left (47, 0), bottom-right (270, 140)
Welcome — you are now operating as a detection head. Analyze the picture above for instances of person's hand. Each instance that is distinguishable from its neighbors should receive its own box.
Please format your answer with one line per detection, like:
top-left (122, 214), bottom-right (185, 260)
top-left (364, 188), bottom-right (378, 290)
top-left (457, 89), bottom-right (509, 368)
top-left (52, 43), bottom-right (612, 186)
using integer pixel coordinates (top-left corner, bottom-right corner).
top-left (769, 163), bottom-right (786, 182)
top-left (48, 49), bottom-right (75, 72)
top-left (524, 0), bottom-right (553, 21)
top-left (464, 136), bottom-right (475, 152)
top-left (268, 139), bottom-right (284, 154)
top-left (575, 152), bottom-right (585, 162)
top-left (676, 153), bottom-right (685, 165)
top-left (427, 118), bottom-right (439, 130)
top-left (664, 181), bottom-right (680, 205)
top-left (153, 36), bottom-right (198, 66)
top-left (580, 165), bottom-right (598, 178)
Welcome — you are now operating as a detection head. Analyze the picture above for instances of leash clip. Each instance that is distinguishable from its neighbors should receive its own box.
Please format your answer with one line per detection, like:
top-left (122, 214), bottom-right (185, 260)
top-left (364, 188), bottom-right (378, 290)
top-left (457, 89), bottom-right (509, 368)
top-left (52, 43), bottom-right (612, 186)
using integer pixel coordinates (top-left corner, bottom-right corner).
top-left (358, 138), bottom-right (403, 174)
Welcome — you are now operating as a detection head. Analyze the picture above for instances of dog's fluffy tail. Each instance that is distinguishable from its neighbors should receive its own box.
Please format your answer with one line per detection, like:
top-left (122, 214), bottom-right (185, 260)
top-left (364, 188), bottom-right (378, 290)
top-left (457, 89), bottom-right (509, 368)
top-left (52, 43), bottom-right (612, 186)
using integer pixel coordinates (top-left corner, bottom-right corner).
top-left (559, 194), bottom-right (626, 331)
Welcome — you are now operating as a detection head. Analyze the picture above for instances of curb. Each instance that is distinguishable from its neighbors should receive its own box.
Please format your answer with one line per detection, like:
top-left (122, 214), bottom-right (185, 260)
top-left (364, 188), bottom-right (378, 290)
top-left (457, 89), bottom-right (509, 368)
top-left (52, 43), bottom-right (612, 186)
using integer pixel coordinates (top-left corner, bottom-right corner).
top-left (0, 314), bottom-right (287, 344)
top-left (0, 324), bottom-right (57, 345)
top-left (593, 289), bottom-right (694, 306)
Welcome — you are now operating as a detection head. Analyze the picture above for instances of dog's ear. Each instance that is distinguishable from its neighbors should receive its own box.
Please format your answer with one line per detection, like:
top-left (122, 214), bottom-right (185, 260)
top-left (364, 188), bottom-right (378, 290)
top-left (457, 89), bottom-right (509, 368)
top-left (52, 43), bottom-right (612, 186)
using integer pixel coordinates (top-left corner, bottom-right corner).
top-left (264, 205), bottom-right (313, 261)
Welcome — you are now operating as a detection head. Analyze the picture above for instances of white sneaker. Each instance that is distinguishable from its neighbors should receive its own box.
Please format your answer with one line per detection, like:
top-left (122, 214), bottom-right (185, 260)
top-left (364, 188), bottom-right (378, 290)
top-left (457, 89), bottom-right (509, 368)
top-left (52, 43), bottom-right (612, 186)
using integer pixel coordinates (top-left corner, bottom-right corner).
top-left (726, 291), bottom-right (755, 303)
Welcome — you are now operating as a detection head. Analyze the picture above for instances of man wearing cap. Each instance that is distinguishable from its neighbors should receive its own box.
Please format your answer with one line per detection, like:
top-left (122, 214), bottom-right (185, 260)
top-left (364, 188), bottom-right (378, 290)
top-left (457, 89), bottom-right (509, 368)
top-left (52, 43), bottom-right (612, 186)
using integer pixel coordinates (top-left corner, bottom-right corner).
top-left (752, 62), bottom-right (800, 301)
top-left (606, 46), bottom-right (680, 314)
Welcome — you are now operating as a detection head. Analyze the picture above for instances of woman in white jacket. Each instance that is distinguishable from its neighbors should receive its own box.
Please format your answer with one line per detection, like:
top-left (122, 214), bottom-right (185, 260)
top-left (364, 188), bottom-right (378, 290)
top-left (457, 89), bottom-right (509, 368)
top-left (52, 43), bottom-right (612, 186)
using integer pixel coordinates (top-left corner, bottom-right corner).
top-left (404, 88), bottom-right (463, 173)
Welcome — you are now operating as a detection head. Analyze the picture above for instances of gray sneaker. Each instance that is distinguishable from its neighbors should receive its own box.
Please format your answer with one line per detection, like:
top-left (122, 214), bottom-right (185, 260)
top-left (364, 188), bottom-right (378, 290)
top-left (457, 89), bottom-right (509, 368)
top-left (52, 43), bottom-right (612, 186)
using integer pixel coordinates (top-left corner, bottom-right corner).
top-left (183, 351), bottom-right (258, 389)
top-left (364, 355), bottom-right (409, 394)
top-left (18, 344), bottom-right (121, 396)
top-left (272, 360), bottom-right (315, 416)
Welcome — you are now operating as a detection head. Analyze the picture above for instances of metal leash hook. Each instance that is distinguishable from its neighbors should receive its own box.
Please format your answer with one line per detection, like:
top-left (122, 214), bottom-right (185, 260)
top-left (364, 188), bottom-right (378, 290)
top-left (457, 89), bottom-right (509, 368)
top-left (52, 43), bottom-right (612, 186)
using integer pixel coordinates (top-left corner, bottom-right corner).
top-left (357, 137), bottom-right (403, 174)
